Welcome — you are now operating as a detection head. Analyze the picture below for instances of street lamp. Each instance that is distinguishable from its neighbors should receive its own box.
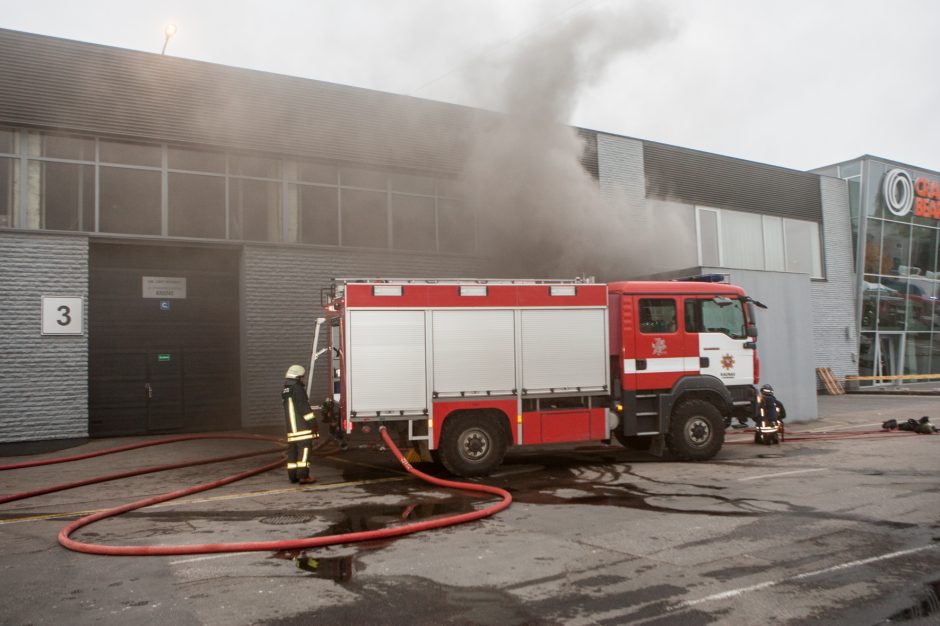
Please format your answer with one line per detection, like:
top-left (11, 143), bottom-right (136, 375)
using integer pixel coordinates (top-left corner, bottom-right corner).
top-left (161, 24), bottom-right (177, 55)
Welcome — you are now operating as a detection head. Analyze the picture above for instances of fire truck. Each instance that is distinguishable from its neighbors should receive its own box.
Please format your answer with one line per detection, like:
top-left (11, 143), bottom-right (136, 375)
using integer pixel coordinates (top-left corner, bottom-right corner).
top-left (313, 277), bottom-right (762, 476)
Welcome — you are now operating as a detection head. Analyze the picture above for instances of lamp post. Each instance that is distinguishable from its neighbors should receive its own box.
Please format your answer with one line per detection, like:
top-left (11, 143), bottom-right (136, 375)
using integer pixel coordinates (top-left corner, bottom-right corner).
top-left (161, 24), bottom-right (177, 55)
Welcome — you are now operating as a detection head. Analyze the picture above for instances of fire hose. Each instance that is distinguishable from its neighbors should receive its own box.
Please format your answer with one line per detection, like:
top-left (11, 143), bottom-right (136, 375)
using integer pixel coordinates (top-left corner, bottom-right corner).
top-left (0, 428), bottom-right (512, 556)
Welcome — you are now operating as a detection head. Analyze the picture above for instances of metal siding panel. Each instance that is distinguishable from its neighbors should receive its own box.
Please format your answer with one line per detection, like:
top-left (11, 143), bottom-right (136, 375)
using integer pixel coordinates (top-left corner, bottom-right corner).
top-left (432, 310), bottom-right (516, 395)
top-left (643, 142), bottom-right (822, 222)
top-left (348, 310), bottom-right (427, 413)
top-left (520, 309), bottom-right (607, 392)
top-left (0, 28), bottom-right (470, 173)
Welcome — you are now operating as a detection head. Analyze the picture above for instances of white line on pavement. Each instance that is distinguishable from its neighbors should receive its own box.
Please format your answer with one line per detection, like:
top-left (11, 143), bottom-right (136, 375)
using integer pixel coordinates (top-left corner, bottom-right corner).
top-left (737, 468), bottom-right (826, 481)
top-left (682, 544), bottom-right (939, 607)
top-left (170, 553), bottom-right (245, 565)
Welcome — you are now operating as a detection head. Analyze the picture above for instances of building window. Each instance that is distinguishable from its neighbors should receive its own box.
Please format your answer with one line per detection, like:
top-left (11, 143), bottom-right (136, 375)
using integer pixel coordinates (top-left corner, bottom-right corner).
top-left (0, 128), bottom-right (14, 154)
top-left (1, 127), bottom-right (475, 253)
top-left (298, 184), bottom-right (339, 245)
top-left (34, 161), bottom-right (94, 231)
top-left (438, 197), bottom-right (475, 254)
top-left (697, 208), bottom-right (720, 266)
top-left (696, 206), bottom-right (823, 278)
top-left (99, 167), bottom-right (162, 235)
top-left (783, 218), bottom-right (823, 276)
top-left (391, 193), bottom-right (435, 251)
top-left (29, 132), bottom-right (94, 160)
top-left (99, 139), bottom-right (161, 167)
top-left (721, 210), bottom-right (763, 270)
top-left (341, 188), bottom-right (387, 248)
top-left (168, 147), bottom-right (226, 174)
top-left (168, 173), bottom-right (226, 239)
top-left (0, 157), bottom-right (14, 228)
top-left (230, 178), bottom-right (280, 242)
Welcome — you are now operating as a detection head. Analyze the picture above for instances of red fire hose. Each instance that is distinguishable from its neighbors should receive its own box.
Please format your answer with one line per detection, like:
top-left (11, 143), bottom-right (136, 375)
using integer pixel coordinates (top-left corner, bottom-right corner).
top-left (1, 428), bottom-right (511, 556)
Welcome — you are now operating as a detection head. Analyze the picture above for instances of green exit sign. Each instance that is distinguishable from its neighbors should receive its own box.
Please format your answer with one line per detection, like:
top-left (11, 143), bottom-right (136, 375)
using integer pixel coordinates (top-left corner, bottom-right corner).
top-left (157, 353), bottom-right (171, 362)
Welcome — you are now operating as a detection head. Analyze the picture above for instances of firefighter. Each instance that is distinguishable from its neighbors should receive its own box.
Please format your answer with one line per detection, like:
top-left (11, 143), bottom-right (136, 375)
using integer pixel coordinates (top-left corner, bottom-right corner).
top-left (754, 384), bottom-right (785, 444)
top-left (282, 364), bottom-right (318, 484)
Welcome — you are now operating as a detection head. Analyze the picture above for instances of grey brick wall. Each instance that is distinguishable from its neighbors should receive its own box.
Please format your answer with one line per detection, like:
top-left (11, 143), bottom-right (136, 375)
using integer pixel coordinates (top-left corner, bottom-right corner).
top-left (810, 176), bottom-right (859, 386)
top-left (241, 245), bottom-right (495, 427)
top-left (0, 232), bottom-right (88, 442)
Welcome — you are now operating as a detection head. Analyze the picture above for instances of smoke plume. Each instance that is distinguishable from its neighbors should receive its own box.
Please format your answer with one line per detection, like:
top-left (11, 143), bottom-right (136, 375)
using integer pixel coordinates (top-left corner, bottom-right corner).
top-left (455, 2), bottom-right (686, 280)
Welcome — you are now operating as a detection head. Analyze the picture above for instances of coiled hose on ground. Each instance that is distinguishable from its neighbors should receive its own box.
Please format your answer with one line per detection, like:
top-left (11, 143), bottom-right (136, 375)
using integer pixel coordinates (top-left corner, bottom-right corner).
top-left (0, 428), bottom-right (512, 556)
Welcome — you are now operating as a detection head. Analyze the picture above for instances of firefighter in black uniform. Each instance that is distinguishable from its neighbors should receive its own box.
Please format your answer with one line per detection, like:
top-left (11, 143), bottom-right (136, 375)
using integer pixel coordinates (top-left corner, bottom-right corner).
top-left (754, 383), bottom-right (785, 445)
top-left (282, 365), bottom-right (318, 483)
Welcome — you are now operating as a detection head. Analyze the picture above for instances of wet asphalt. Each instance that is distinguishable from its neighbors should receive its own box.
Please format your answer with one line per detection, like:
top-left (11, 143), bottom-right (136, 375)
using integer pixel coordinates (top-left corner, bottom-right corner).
top-left (0, 394), bottom-right (938, 625)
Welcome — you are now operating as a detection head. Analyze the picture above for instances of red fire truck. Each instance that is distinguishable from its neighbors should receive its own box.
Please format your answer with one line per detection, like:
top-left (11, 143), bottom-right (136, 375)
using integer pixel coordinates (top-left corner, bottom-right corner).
top-left (314, 277), bottom-right (762, 476)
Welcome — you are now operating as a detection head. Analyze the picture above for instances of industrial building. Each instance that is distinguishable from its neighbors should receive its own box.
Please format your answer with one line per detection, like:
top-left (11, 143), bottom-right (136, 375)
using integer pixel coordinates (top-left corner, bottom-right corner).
top-left (2, 28), bottom-right (932, 444)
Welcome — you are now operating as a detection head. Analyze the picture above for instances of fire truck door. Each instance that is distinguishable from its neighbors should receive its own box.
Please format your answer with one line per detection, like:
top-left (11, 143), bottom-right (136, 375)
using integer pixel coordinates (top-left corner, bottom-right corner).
top-left (631, 296), bottom-right (688, 390)
top-left (684, 297), bottom-right (754, 385)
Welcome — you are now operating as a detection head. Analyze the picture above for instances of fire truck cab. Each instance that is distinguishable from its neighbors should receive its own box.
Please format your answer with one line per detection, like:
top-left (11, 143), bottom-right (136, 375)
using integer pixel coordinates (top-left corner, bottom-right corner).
top-left (318, 277), bottom-right (760, 476)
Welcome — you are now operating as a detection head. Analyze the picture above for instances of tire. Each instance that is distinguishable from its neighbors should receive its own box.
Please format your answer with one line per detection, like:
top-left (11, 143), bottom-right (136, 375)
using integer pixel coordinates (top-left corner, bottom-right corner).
top-left (439, 412), bottom-right (508, 477)
top-left (666, 399), bottom-right (725, 461)
top-left (613, 430), bottom-right (653, 451)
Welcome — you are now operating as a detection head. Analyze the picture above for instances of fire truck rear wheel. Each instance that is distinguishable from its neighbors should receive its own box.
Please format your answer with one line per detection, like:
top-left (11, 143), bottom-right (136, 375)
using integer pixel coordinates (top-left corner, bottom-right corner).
top-left (666, 399), bottom-right (725, 461)
top-left (439, 412), bottom-right (508, 477)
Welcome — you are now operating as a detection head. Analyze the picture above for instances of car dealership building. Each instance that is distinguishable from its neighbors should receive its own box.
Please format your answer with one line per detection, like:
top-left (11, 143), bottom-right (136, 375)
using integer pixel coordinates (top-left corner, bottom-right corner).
top-left (1, 28), bottom-right (936, 444)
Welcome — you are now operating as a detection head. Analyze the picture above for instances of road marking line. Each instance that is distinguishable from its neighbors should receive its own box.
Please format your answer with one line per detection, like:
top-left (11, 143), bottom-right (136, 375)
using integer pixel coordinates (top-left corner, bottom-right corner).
top-left (0, 476), bottom-right (409, 525)
top-left (737, 468), bottom-right (826, 481)
top-left (682, 544), bottom-right (939, 607)
top-left (170, 553), bottom-right (245, 565)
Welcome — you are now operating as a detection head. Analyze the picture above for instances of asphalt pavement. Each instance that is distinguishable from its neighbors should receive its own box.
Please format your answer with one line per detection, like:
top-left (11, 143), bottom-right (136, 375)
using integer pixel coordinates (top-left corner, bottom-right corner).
top-left (0, 394), bottom-right (938, 625)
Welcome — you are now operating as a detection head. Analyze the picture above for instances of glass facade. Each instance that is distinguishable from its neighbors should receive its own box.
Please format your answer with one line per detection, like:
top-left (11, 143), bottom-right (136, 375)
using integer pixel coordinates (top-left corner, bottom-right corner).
top-left (0, 127), bottom-right (475, 254)
top-left (842, 158), bottom-right (940, 384)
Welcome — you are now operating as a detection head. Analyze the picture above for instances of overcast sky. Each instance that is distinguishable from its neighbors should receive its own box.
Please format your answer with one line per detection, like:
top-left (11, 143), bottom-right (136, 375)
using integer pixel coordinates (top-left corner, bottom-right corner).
top-left (2, 0), bottom-right (938, 173)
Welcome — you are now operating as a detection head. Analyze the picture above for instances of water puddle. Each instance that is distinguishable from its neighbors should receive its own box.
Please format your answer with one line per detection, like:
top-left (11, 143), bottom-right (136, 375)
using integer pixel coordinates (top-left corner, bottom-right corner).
top-left (270, 498), bottom-right (475, 581)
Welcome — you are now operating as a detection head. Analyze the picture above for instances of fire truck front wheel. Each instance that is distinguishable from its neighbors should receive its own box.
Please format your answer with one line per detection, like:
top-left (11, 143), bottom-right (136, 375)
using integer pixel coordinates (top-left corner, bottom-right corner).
top-left (666, 399), bottom-right (725, 461)
top-left (439, 412), bottom-right (508, 477)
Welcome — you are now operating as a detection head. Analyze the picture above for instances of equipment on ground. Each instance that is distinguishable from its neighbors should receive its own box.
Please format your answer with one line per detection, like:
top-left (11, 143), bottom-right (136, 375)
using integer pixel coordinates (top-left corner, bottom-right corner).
top-left (312, 277), bottom-right (763, 476)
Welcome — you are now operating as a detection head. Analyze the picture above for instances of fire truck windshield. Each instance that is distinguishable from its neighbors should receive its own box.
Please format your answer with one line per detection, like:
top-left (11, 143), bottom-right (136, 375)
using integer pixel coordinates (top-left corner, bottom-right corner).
top-left (685, 298), bottom-right (748, 339)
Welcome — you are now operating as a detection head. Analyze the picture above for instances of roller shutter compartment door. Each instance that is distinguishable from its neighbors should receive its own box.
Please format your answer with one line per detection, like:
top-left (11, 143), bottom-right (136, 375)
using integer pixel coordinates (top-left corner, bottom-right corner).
top-left (348, 310), bottom-right (427, 414)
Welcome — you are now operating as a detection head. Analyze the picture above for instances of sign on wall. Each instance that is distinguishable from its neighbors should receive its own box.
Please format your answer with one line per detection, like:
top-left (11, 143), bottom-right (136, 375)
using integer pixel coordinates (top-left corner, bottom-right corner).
top-left (41, 296), bottom-right (84, 335)
top-left (882, 168), bottom-right (940, 220)
top-left (142, 276), bottom-right (187, 299)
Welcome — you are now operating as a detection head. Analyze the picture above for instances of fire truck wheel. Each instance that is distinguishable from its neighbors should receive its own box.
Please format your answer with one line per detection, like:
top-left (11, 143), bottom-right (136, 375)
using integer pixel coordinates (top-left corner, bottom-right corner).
top-left (666, 399), bottom-right (725, 461)
top-left (613, 431), bottom-right (652, 451)
top-left (439, 412), bottom-right (508, 477)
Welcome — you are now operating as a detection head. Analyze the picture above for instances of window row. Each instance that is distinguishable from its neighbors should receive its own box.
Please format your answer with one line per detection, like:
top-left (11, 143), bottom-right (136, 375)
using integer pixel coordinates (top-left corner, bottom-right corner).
top-left (0, 130), bottom-right (473, 253)
top-left (696, 207), bottom-right (823, 278)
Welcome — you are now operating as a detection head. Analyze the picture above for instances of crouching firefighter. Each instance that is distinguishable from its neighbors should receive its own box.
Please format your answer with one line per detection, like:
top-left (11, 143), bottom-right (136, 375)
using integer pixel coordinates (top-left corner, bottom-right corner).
top-left (754, 384), bottom-right (786, 445)
top-left (282, 365), bottom-right (319, 484)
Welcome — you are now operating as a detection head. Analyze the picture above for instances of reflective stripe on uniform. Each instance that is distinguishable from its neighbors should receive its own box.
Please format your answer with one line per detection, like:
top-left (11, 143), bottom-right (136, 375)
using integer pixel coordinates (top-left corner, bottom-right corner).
top-left (301, 447), bottom-right (309, 466)
top-left (303, 412), bottom-right (315, 422)
top-left (288, 399), bottom-right (298, 432)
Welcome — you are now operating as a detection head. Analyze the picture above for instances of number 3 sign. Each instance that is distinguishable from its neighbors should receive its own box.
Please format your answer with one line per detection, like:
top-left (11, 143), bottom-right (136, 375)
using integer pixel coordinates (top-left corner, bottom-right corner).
top-left (41, 296), bottom-right (84, 335)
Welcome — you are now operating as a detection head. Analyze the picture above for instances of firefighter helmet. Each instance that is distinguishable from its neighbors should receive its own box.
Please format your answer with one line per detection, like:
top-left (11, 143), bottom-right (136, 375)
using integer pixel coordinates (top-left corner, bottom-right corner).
top-left (760, 384), bottom-right (774, 395)
top-left (286, 364), bottom-right (306, 379)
